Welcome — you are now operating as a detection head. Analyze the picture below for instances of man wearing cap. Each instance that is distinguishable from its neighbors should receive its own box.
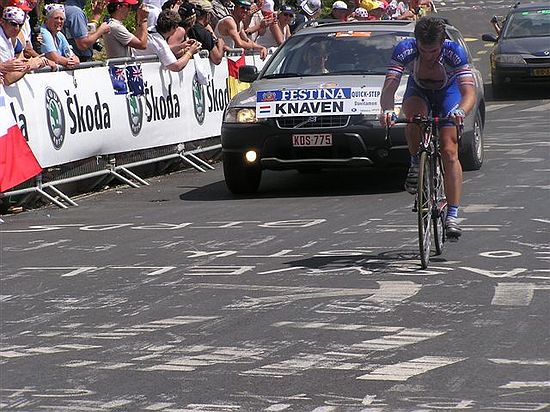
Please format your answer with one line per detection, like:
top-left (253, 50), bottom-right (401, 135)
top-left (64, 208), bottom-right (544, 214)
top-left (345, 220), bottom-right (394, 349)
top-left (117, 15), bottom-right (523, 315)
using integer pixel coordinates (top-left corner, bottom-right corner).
top-left (289, 0), bottom-right (320, 33)
top-left (63, 0), bottom-right (110, 62)
top-left (210, 0), bottom-right (233, 28)
top-left (187, 0), bottom-right (226, 65)
top-left (0, 6), bottom-right (50, 84)
top-left (329, 0), bottom-right (350, 22)
top-left (214, 0), bottom-right (267, 59)
top-left (103, 0), bottom-right (149, 58)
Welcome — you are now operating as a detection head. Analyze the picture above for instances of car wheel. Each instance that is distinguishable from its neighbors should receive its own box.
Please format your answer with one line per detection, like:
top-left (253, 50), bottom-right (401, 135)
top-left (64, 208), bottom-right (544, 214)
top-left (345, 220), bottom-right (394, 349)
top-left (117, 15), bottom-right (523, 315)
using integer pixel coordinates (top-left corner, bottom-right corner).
top-left (223, 152), bottom-right (262, 194)
top-left (460, 110), bottom-right (484, 171)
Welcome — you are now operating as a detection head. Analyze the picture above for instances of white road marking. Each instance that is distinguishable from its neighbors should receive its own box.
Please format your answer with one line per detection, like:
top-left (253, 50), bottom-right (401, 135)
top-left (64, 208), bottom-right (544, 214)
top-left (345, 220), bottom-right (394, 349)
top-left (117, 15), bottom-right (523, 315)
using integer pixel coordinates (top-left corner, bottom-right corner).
top-left (492, 283), bottom-right (550, 306)
top-left (485, 104), bottom-right (514, 112)
top-left (352, 329), bottom-right (446, 351)
top-left (500, 381), bottom-right (550, 389)
top-left (520, 102), bottom-right (550, 112)
top-left (356, 356), bottom-right (466, 381)
top-left (145, 402), bottom-right (175, 410)
top-left (272, 321), bottom-right (402, 333)
top-left (264, 404), bottom-right (292, 411)
top-left (461, 267), bottom-right (527, 278)
top-left (489, 358), bottom-right (550, 366)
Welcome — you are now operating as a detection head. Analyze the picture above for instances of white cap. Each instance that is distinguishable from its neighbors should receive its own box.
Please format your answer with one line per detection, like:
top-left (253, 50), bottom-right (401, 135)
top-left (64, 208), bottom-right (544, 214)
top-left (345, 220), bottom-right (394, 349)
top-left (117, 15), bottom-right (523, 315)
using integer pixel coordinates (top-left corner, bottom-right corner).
top-left (300, 0), bottom-right (321, 15)
top-left (262, 0), bottom-right (274, 12)
top-left (332, 0), bottom-right (348, 10)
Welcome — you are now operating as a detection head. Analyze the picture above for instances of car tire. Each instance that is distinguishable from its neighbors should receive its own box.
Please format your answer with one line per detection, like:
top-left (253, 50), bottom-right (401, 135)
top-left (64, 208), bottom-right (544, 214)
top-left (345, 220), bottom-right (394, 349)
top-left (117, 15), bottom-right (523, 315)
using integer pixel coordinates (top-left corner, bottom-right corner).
top-left (460, 110), bottom-right (484, 171)
top-left (223, 152), bottom-right (262, 194)
top-left (492, 75), bottom-right (507, 99)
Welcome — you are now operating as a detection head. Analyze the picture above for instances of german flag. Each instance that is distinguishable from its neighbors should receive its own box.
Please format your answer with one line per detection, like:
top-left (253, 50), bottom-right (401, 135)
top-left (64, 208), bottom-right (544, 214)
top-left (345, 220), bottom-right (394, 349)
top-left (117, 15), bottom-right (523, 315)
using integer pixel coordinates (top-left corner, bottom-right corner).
top-left (227, 52), bottom-right (251, 99)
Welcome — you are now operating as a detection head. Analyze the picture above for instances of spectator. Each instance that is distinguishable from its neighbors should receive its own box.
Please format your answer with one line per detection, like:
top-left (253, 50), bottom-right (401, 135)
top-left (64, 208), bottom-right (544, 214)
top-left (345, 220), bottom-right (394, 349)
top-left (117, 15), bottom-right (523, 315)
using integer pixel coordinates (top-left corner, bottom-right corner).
top-left (290, 0), bottom-right (320, 33)
top-left (187, 0), bottom-right (226, 65)
top-left (361, 0), bottom-right (388, 20)
top-left (134, 9), bottom-right (200, 71)
top-left (330, 0), bottom-right (350, 22)
top-left (63, 0), bottom-right (110, 62)
top-left (40, 4), bottom-right (80, 68)
top-left (166, 2), bottom-right (197, 58)
top-left (255, 3), bottom-right (291, 48)
top-left (214, 0), bottom-right (267, 59)
top-left (248, 0), bottom-right (284, 48)
top-left (103, 0), bottom-right (149, 58)
top-left (1, 6), bottom-right (50, 84)
top-left (210, 0), bottom-right (233, 28)
top-left (9, 0), bottom-right (40, 58)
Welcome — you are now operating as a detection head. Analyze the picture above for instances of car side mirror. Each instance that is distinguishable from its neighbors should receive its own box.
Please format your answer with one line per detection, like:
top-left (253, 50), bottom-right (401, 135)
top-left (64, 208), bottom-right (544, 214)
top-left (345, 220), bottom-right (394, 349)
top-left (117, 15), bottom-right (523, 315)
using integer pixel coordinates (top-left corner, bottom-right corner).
top-left (482, 33), bottom-right (498, 42)
top-left (239, 65), bottom-right (258, 83)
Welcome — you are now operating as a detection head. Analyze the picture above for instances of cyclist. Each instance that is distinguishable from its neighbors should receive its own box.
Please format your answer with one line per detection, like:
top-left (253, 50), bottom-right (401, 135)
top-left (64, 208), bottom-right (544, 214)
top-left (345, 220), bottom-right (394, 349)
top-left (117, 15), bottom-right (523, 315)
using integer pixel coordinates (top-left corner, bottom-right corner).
top-left (379, 16), bottom-right (476, 239)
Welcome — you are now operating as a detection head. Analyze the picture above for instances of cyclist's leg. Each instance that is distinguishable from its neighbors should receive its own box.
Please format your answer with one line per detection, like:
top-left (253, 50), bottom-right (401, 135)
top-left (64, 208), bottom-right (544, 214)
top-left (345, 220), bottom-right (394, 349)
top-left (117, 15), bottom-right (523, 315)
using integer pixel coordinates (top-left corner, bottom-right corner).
top-left (402, 79), bottom-right (429, 194)
top-left (439, 81), bottom-right (463, 238)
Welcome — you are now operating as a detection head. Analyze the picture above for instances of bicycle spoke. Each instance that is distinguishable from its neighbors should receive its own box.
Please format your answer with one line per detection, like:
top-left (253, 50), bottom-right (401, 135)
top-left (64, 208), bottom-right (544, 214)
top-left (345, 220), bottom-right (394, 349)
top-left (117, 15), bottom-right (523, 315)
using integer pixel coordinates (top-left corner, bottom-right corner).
top-left (417, 151), bottom-right (432, 269)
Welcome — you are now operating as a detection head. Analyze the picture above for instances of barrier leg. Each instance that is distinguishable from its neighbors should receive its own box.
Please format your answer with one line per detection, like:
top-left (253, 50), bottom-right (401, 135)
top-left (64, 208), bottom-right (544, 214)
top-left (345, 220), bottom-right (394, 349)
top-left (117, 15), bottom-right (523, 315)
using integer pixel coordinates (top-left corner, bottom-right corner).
top-left (185, 152), bottom-right (215, 170)
top-left (47, 185), bottom-right (79, 206)
top-left (178, 154), bottom-right (206, 172)
top-left (36, 188), bottom-right (69, 209)
top-left (117, 166), bottom-right (150, 186)
top-left (109, 170), bottom-right (141, 188)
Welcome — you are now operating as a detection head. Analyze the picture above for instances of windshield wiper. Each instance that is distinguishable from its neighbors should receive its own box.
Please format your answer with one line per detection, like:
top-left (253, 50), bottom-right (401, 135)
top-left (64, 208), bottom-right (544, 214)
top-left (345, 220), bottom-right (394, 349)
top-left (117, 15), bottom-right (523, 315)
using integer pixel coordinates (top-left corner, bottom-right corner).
top-left (262, 73), bottom-right (302, 79)
top-left (332, 69), bottom-right (385, 75)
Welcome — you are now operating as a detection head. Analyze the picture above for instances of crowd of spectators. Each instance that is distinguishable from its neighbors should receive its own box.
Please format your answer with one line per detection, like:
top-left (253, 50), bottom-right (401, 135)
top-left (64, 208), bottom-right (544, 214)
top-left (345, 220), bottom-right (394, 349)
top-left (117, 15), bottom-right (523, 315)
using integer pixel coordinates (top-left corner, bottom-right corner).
top-left (0, 0), bottom-right (433, 85)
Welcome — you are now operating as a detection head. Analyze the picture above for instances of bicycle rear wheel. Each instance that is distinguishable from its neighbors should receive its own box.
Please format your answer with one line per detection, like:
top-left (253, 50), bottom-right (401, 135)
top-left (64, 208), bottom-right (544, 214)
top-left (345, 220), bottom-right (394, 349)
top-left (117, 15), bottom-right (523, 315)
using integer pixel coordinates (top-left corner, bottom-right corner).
top-left (417, 151), bottom-right (432, 269)
top-left (433, 154), bottom-right (447, 256)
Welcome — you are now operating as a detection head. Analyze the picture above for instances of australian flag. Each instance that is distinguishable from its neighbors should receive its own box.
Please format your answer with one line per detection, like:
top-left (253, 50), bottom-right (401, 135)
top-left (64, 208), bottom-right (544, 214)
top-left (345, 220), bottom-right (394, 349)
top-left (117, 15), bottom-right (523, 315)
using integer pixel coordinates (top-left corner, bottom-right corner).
top-left (108, 66), bottom-right (128, 95)
top-left (126, 64), bottom-right (145, 97)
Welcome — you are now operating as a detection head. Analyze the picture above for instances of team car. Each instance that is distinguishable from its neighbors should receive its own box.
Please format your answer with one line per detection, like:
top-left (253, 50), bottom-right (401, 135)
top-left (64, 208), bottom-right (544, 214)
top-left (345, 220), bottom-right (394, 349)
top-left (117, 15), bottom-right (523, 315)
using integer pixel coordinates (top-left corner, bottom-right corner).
top-left (221, 20), bottom-right (486, 194)
top-left (482, 2), bottom-right (550, 97)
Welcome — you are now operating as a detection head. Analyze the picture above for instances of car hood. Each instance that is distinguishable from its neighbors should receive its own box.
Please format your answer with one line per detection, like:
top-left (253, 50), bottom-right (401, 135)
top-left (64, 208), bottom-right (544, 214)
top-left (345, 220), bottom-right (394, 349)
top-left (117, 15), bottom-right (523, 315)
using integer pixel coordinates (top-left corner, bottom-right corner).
top-left (498, 36), bottom-right (550, 55)
top-left (230, 75), bottom-right (407, 108)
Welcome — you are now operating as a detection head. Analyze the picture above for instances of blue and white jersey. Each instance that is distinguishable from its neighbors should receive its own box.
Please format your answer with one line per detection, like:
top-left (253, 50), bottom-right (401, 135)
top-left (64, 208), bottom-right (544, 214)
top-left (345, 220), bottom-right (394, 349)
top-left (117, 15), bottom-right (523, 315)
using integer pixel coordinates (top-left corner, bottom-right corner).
top-left (386, 38), bottom-right (474, 90)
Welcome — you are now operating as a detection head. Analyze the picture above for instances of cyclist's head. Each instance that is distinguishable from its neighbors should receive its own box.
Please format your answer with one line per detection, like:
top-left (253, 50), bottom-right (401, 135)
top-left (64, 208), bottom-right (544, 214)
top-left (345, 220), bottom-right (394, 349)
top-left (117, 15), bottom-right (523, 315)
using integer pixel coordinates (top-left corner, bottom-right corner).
top-left (414, 17), bottom-right (446, 46)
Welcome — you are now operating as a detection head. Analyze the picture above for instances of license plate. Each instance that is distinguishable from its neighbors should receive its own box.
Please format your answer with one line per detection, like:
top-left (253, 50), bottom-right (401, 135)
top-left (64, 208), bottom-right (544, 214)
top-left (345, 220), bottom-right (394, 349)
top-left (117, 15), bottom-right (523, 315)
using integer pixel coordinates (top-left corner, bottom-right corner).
top-left (532, 68), bottom-right (550, 76)
top-left (292, 134), bottom-right (332, 147)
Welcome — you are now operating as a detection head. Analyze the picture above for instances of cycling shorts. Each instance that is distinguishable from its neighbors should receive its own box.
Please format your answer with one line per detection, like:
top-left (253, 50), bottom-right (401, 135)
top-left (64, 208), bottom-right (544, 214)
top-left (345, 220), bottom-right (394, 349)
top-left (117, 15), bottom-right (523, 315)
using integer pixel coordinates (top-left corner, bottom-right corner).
top-left (403, 76), bottom-right (461, 128)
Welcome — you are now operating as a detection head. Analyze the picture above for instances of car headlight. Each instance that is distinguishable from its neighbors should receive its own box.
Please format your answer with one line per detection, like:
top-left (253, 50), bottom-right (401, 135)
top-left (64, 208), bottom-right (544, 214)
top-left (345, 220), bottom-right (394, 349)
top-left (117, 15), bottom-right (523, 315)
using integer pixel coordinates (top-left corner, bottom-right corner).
top-left (224, 108), bottom-right (257, 123)
top-left (494, 54), bottom-right (526, 64)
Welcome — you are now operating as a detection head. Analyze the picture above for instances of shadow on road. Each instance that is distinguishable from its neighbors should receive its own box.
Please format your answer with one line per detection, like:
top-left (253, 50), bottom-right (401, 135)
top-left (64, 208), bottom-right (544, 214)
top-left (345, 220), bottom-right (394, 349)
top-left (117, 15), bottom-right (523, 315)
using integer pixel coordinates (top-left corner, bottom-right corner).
top-left (180, 167), bottom-right (408, 201)
top-left (484, 83), bottom-right (550, 102)
top-left (283, 250), bottom-right (449, 273)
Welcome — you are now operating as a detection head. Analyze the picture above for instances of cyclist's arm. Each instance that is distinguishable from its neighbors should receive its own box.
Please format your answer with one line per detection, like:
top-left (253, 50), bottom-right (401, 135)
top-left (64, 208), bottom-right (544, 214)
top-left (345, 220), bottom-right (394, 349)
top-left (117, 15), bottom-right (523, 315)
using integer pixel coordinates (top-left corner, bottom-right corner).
top-left (380, 77), bottom-right (399, 111)
top-left (456, 76), bottom-right (476, 115)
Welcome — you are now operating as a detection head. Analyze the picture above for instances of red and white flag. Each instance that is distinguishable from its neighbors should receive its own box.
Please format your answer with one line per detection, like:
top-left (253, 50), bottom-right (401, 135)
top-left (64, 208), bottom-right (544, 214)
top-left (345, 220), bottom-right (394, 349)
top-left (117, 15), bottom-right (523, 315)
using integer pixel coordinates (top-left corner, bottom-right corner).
top-left (0, 89), bottom-right (42, 192)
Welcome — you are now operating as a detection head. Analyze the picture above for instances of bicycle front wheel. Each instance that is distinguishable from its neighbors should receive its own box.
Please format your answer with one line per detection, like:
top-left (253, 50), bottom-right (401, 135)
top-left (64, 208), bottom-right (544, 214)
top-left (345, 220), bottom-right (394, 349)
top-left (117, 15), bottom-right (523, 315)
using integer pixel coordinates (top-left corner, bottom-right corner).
top-left (417, 151), bottom-right (432, 269)
top-left (433, 154), bottom-right (447, 256)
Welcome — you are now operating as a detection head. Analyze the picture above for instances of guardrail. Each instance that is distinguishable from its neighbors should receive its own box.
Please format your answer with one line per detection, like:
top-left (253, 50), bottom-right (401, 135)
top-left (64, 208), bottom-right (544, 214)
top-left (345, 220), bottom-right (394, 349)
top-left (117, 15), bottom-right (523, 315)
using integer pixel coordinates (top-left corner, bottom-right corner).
top-left (1, 49), bottom-right (271, 210)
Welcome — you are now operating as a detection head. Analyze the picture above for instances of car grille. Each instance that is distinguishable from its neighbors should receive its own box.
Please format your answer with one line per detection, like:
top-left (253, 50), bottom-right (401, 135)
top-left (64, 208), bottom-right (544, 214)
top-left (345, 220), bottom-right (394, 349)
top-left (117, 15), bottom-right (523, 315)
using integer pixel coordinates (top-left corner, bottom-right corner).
top-left (525, 57), bottom-right (550, 65)
top-left (276, 115), bottom-right (350, 129)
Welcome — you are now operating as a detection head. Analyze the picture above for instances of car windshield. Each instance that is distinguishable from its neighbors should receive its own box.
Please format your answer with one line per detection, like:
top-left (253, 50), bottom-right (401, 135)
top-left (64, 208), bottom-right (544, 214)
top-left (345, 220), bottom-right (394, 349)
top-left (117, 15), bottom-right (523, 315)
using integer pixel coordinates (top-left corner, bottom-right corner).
top-left (503, 9), bottom-right (550, 38)
top-left (261, 31), bottom-right (408, 78)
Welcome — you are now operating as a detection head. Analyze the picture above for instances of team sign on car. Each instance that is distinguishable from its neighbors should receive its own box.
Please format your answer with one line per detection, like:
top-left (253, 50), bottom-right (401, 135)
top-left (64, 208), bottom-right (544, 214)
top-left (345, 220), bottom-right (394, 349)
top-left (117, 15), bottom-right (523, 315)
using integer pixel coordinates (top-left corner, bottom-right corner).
top-left (256, 87), bottom-right (381, 118)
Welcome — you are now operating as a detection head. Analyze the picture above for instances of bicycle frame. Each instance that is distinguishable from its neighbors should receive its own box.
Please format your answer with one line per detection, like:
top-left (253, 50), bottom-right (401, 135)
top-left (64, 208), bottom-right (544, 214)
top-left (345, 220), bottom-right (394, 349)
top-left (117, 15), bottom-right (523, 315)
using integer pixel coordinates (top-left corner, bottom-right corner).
top-left (387, 115), bottom-right (460, 268)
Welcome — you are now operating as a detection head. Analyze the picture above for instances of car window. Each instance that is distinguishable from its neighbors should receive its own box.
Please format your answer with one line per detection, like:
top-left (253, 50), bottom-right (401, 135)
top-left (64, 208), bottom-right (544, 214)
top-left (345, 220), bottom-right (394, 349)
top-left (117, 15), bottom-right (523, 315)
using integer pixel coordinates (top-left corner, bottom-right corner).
top-left (503, 9), bottom-right (550, 38)
top-left (261, 31), bottom-right (408, 78)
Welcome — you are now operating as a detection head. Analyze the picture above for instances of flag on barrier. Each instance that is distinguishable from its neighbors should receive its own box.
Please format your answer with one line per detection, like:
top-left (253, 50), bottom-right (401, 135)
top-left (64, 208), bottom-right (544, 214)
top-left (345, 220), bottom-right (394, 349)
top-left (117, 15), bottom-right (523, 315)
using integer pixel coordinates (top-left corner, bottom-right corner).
top-left (0, 93), bottom-right (42, 192)
top-left (227, 52), bottom-right (250, 99)
top-left (108, 66), bottom-right (128, 95)
top-left (126, 64), bottom-right (145, 96)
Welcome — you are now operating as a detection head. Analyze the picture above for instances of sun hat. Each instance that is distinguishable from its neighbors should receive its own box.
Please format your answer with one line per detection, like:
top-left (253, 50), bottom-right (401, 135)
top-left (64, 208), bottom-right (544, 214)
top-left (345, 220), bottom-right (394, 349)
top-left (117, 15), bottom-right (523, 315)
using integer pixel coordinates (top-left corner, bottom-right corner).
top-left (2, 6), bottom-right (26, 24)
top-left (300, 0), bottom-right (320, 16)
top-left (332, 0), bottom-right (348, 10)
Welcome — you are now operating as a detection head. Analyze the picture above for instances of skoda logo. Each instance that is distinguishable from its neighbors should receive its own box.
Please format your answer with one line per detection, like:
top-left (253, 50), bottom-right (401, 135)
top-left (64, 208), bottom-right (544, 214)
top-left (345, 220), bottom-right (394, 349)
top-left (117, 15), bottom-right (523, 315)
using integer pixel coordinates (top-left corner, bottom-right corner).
top-left (45, 87), bottom-right (65, 150)
top-left (192, 75), bottom-right (205, 125)
top-left (126, 95), bottom-right (143, 136)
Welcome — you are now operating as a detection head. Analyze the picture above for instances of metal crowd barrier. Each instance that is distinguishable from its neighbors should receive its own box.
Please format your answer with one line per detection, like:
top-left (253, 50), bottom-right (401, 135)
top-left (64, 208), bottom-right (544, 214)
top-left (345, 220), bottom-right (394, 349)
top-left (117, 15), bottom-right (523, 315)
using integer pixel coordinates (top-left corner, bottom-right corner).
top-left (1, 48), bottom-right (272, 210)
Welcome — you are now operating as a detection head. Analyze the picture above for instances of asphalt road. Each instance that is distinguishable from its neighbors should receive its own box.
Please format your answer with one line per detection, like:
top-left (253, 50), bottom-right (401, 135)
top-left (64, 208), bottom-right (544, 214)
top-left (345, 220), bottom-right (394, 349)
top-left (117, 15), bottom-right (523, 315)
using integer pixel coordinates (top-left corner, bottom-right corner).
top-left (1, 2), bottom-right (549, 411)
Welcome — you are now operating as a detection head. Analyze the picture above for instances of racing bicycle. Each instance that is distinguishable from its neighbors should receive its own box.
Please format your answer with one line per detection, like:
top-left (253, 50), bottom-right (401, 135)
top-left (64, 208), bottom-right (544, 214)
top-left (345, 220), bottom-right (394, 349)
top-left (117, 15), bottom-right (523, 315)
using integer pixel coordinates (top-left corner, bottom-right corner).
top-left (387, 115), bottom-right (462, 269)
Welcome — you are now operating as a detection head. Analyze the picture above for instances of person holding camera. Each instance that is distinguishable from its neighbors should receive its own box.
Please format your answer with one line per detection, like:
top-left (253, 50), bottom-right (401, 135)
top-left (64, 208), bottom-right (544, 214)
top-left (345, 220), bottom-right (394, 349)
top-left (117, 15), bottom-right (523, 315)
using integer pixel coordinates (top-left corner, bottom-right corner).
top-left (134, 9), bottom-right (201, 71)
top-left (186, 0), bottom-right (225, 65)
top-left (103, 0), bottom-right (149, 58)
top-left (63, 0), bottom-right (110, 62)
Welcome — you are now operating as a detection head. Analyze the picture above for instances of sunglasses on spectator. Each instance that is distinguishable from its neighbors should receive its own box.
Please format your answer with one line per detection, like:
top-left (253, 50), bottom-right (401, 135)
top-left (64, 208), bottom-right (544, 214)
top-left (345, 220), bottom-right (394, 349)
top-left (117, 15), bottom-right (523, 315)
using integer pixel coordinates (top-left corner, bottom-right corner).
top-left (5, 20), bottom-right (24, 28)
top-left (282, 12), bottom-right (293, 16)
